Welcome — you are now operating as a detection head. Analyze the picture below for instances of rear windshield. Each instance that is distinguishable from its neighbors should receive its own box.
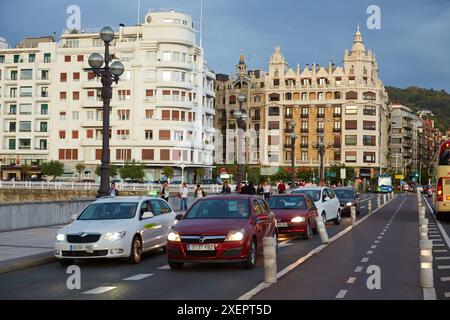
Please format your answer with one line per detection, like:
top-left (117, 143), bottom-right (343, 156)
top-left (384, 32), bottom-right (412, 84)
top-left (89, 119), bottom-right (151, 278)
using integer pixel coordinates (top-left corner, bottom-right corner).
top-left (185, 199), bottom-right (250, 219)
top-left (334, 190), bottom-right (355, 199)
top-left (292, 190), bottom-right (321, 202)
top-left (78, 202), bottom-right (138, 220)
top-left (269, 196), bottom-right (307, 210)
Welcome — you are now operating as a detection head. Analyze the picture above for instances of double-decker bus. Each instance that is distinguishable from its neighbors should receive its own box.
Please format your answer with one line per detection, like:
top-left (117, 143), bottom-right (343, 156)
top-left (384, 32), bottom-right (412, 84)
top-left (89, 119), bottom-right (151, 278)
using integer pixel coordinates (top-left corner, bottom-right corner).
top-left (433, 140), bottom-right (450, 220)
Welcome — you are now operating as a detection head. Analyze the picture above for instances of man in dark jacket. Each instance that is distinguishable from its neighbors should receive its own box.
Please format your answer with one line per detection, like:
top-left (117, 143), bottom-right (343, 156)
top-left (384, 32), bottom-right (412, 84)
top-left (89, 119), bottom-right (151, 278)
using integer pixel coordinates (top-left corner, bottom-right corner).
top-left (108, 183), bottom-right (119, 197)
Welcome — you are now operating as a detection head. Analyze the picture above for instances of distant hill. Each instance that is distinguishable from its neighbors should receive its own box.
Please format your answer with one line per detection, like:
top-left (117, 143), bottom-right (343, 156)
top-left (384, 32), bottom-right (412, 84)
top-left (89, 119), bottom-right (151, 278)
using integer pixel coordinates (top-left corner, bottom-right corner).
top-left (386, 86), bottom-right (450, 132)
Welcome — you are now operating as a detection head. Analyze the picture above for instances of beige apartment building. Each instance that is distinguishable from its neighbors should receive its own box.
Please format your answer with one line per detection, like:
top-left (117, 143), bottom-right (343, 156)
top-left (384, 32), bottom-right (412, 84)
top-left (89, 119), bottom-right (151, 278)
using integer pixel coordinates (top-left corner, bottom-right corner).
top-left (215, 28), bottom-right (389, 180)
top-left (0, 10), bottom-right (215, 182)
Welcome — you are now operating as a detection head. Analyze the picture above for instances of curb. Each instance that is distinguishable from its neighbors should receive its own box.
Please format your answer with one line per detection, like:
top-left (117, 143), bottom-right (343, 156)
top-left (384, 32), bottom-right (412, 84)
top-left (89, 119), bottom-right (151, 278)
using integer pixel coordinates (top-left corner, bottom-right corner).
top-left (0, 252), bottom-right (56, 275)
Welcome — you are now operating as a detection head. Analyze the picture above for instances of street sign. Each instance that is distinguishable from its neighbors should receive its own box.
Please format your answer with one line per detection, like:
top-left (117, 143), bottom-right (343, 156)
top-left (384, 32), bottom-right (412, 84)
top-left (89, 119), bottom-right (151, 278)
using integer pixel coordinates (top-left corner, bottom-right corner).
top-left (395, 175), bottom-right (405, 180)
top-left (340, 169), bottom-right (346, 179)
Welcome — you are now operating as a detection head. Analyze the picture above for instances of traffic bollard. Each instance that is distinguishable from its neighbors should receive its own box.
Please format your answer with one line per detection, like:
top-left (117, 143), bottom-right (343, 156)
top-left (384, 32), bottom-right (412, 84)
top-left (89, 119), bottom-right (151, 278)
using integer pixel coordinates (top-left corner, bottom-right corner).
top-left (368, 201), bottom-right (372, 214)
top-left (263, 237), bottom-right (277, 283)
top-left (351, 206), bottom-right (357, 226)
top-left (419, 218), bottom-right (429, 227)
top-left (419, 206), bottom-right (426, 219)
top-left (315, 215), bottom-right (329, 244)
top-left (377, 196), bottom-right (381, 208)
top-left (383, 194), bottom-right (387, 204)
top-left (420, 225), bottom-right (429, 241)
top-left (420, 240), bottom-right (434, 288)
top-left (391, 191), bottom-right (394, 199)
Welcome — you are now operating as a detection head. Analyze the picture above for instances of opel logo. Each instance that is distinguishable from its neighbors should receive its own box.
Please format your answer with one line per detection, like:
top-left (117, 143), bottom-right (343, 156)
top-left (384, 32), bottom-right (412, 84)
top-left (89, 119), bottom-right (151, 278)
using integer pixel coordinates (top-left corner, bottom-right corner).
top-left (199, 236), bottom-right (205, 243)
top-left (80, 232), bottom-right (88, 238)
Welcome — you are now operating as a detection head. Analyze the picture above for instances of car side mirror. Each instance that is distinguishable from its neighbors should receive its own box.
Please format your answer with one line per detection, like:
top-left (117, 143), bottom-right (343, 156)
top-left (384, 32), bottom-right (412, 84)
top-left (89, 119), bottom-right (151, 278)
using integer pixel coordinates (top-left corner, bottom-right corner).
top-left (71, 214), bottom-right (78, 221)
top-left (141, 211), bottom-right (154, 219)
top-left (323, 197), bottom-right (331, 202)
top-left (175, 214), bottom-right (184, 221)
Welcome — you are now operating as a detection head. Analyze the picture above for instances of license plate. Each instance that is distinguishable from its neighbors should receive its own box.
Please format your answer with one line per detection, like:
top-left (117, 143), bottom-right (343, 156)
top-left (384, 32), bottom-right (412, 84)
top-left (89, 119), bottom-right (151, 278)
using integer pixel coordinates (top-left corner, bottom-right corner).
top-left (277, 222), bottom-right (288, 228)
top-left (70, 245), bottom-right (94, 253)
top-left (69, 245), bottom-right (83, 251)
top-left (187, 244), bottom-right (215, 251)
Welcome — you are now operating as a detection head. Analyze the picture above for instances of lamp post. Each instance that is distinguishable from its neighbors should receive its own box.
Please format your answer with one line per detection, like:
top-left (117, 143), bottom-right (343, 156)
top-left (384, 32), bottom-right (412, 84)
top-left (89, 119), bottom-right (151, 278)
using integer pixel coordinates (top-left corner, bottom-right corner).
top-left (234, 93), bottom-right (248, 187)
top-left (289, 120), bottom-right (297, 188)
top-left (313, 141), bottom-right (333, 182)
top-left (87, 27), bottom-right (125, 198)
top-left (177, 161), bottom-right (191, 184)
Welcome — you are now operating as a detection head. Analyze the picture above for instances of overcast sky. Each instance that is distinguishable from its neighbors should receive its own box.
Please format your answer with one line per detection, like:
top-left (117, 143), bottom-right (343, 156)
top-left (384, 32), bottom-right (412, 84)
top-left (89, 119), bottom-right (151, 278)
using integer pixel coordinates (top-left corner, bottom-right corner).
top-left (1, 0), bottom-right (449, 91)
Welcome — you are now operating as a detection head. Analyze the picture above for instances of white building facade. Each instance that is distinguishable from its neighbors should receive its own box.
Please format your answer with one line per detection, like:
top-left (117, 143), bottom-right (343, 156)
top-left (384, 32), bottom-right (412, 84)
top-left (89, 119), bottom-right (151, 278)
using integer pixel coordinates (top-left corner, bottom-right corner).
top-left (0, 10), bottom-right (215, 182)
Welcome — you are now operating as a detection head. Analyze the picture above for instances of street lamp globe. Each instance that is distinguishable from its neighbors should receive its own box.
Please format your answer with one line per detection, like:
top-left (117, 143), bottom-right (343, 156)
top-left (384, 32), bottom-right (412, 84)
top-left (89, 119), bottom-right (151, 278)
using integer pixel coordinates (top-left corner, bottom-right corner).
top-left (233, 110), bottom-right (243, 119)
top-left (290, 120), bottom-right (296, 130)
top-left (88, 53), bottom-right (104, 70)
top-left (290, 132), bottom-right (297, 140)
top-left (241, 112), bottom-right (248, 122)
top-left (237, 93), bottom-right (247, 104)
top-left (100, 26), bottom-right (115, 43)
top-left (110, 61), bottom-right (125, 77)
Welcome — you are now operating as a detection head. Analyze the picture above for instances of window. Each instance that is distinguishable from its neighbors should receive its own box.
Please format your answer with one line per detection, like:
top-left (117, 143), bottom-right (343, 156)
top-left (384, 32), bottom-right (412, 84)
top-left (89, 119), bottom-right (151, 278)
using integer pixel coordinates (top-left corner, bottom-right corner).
top-left (77, 55), bottom-right (84, 62)
top-left (60, 92), bottom-right (67, 100)
top-left (72, 111), bottom-right (79, 120)
top-left (268, 107), bottom-right (280, 116)
top-left (14, 55), bottom-right (20, 63)
top-left (20, 86), bottom-right (32, 97)
top-left (117, 110), bottom-right (130, 120)
top-left (10, 70), bottom-right (18, 80)
top-left (145, 110), bottom-right (154, 119)
top-left (172, 110), bottom-right (180, 121)
top-left (146, 70), bottom-right (156, 81)
top-left (58, 149), bottom-right (78, 160)
top-left (19, 121), bottom-right (31, 132)
top-left (363, 92), bottom-right (376, 100)
top-left (159, 130), bottom-right (171, 140)
top-left (41, 70), bottom-right (49, 80)
top-left (73, 91), bottom-right (80, 100)
top-left (116, 130), bottom-right (130, 140)
top-left (363, 135), bottom-right (376, 146)
top-left (301, 151), bottom-right (308, 162)
top-left (172, 150), bottom-right (181, 161)
top-left (59, 130), bottom-right (66, 139)
top-left (72, 130), bottom-right (79, 139)
top-left (41, 87), bottom-right (48, 97)
top-left (8, 139), bottom-right (16, 150)
top-left (345, 151), bottom-right (357, 163)
top-left (145, 89), bottom-right (154, 98)
top-left (40, 122), bottom-right (48, 132)
top-left (20, 69), bottom-right (32, 80)
top-left (73, 72), bottom-right (80, 81)
top-left (162, 71), bottom-right (171, 81)
top-left (86, 129), bottom-right (94, 139)
top-left (363, 121), bottom-right (376, 131)
top-left (9, 104), bottom-right (17, 115)
top-left (345, 105), bottom-right (358, 115)
top-left (19, 139), bottom-right (31, 150)
top-left (19, 104), bottom-right (32, 115)
top-left (345, 135), bottom-right (357, 146)
top-left (268, 135), bottom-right (279, 146)
top-left (334, 121), bottom-right (341, 131)
top-left (39, 104), bottom-right (48, 116)
top-left (142, 149), bottom-right (154, 161)
top-left (162, 110), bottom-right (171, 120)
top-left (345, 120), bottom-right (357, 130)
top-left (0, 55), bottom-right (5, 63)
top-left (363, 105), bottom-right (376, 116)
top-left (301, 107), bottom-right (309, 117)
top-left (160, 149), bottom-right (170, 161)
top-left (317, 107), bottom-right (325, 117)
top-left (174, 131), bottom-right (184, 141)
top-left (363, 152), bottom-right (376, 163)
top-left (118, 90), bottom-right (131, 100)
top-left (44, 53), bottom-right (51, 63)
top-left (346, 91), bottom-right (357, 99)
top-left (60, 73), bottom-right (67, 82)
top-left (64, 55), bottom-right (71, 62)
top-left (301, 92), bottom-right (307, 100)
top-left (268, 121), bottom-right (280, 130)
top-left (334, 106), bottom-right (342, 116)
top-left (334, 151), bottom-right (341, 161)
top-left (116, 149), bottom-right (132, 161)
top-left (145, 130), bottom-right (153, 140)
top-left (9, 122), bottom-right (16, 132)
top-left (59, 111), bottom-right (66, 120)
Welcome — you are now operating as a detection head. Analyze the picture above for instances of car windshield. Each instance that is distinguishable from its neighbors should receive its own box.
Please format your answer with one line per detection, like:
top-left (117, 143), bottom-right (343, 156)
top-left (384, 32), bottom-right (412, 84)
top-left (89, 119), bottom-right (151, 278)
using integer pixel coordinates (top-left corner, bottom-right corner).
top-left (185, 199), bottom-right (250, 219)
top-left (334, 190), bottom-right (355, 199)
top-left (77, 202), bottom-right (138, 220)
top-left (269, 196), bottom-right (307, 210)
top-left (292, 190), bottom-right (321, 202)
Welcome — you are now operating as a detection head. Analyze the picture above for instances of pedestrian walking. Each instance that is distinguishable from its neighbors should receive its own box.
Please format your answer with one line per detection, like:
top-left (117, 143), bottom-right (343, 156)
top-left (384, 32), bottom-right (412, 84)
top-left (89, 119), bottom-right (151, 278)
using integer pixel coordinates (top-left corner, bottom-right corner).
top-left (179, 183), bottom-right (189, 211)
top-left (195, 184), bottom-right (206, 199)
top-left (221, 181), bottom-right (231, 194)
top-left (257, 183), bottom-right (264, 196)
top-left (108, 183), bottom-right (120, 197)
top-left (263, 182), bottom-right (272, 201)
top-left (277, 180), bottom-right (286, 194)
top-left (160, 181), bottom-right (170, 202)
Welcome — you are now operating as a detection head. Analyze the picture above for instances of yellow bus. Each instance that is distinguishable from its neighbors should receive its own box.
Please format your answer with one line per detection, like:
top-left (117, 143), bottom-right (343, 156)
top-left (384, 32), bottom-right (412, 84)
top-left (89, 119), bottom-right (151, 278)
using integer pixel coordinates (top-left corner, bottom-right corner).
top-left (433, 140), bottom-right (450, 220)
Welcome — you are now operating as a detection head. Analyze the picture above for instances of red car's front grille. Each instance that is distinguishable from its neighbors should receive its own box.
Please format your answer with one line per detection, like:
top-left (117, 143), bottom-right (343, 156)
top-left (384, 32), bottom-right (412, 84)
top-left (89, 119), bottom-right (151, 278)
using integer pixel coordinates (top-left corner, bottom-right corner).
top-left (185, 251), bottom-right (217, 258)
top-left (181, 236), bottom-right (225, 244)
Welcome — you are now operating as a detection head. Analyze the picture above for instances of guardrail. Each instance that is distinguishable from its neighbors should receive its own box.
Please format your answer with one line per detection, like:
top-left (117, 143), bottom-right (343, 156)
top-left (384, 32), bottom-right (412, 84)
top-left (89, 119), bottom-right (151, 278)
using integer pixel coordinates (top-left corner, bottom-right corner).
top-left (0, 181), bottom-right (224, 194)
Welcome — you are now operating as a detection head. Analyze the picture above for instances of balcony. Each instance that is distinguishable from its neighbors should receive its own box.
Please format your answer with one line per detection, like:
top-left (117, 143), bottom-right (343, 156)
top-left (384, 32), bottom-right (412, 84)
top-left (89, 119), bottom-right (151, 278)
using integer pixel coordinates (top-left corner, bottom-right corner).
top-left (301, 129), bottom-right (309, 134)
top-left (301, 114), bottom-right (309, 119)
top-left (284, 128), bottom-right (293, 134)
top-left (251, 115), bottom-right (261, 121)
top-left (333, 128), bottom-right (342, 133)
top-left (284, 114), bottom-right (293, 119)
top-left (284, 143), bottom-right (293, 149)
top-left (316, 114), bottom-right (325, 119)
top-left (333, 113), bottom-right (342, 118)
top-left (300, 143), bottom-right (309, 149)
top-left (316, 128), bottom-right (325, 134)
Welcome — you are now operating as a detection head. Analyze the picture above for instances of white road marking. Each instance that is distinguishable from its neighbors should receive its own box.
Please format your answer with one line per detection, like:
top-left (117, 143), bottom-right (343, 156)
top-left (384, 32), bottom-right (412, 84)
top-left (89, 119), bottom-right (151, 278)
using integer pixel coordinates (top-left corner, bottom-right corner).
top-left (435, 257), bottom-right (450, 261)
top-left (434, 250), bottom-right (448, 253)
top-left (336, 290), bottom-right (348, 299)
top-left (347, 277), bottom-right (356, 284)
top-left (437, 265), bottom-right (450, 270)
top-left (434, 244), bottom-right (446, 247)
top-left (371, 245), bottom-right (377, 249)
top-left (445, 292), bottom-right (450, 298)
top-left (375, 240), bottom-right (380, 244)
top-left (440, 277), bottom-right (450, 281)
top-left (279, 241), bottom-right (293, 248)
top-left (367, 251), bottom-right (374, 255)
top-left (158, 265), bottom-right (171, 270)
top-left (123, 274), bottom-right (154, 281)
top-left (355, 266), bottom-right (364, 273)
top-left (424, 288), bottom-right (437, 300)
top-left (424, 196), bottom-right (450, 252)
top-left (361, 257), bottom-right (370, 263)
top-left (82, 287), bottom-right (116, 295)
top-left (378, 236), bottom-right (383, 240)
top-left (432, 239), bottom-right (443, 242)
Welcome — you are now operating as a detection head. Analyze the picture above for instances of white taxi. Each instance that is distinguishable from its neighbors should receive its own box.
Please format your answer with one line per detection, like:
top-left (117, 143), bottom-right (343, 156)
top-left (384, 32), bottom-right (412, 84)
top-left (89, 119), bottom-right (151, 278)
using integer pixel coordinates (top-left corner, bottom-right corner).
top-left (54, 196), bottom-right (177, 265)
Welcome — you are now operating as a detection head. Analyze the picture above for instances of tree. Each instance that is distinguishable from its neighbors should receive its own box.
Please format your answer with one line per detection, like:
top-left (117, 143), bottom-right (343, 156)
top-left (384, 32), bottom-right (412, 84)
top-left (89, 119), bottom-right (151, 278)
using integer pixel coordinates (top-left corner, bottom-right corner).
top-left (119, 160), bottom-right (145, 181)
top-left (162, 166), bottom-right (175, 181)
top-left (41, 161), bottom-right (64, 181)
top-left (22, 164), bottom-right (32, 181)
top-left (194, 167), bottom-right (206, 183)
top-left (296, 167), bottom-right (315, 182)
top-left (271, 167), bottom-right (289, 183)
top-left (95, 165), bottom-right (118, 178)
top-left (246, 166), bottom-right (261, 184)
top-left (328, 163), bottom-right (355, 185)
top-left (75, 163), bottom-right (86, 182)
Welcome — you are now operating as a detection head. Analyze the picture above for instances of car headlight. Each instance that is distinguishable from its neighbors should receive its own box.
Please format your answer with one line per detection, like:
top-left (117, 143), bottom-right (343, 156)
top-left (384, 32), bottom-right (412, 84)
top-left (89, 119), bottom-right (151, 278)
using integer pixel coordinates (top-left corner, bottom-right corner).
top-left (291, 216), bottom-right (305, 223)
top-left (225, 229), bottom-right (245, 242)
top-left (105, 231), bottom-right (127, 241)
top-left (346, 202), bottom-right (353, 207)
top-left (56, 234), bottom-right (65, 242)
top-left (168, 231), bottom-right (181, 242)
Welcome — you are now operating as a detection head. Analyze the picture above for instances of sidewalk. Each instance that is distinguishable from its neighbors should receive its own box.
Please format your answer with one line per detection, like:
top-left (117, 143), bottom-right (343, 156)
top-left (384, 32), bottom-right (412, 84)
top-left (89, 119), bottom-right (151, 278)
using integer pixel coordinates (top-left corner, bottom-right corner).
top-left (0, 225), bottom-right (62, 274)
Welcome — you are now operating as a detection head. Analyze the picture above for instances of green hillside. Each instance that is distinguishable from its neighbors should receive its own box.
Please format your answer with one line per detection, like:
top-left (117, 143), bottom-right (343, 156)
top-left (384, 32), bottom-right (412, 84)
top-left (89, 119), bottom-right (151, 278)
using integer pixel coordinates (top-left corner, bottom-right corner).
top-left (386, 86), bottom-right (450, 132)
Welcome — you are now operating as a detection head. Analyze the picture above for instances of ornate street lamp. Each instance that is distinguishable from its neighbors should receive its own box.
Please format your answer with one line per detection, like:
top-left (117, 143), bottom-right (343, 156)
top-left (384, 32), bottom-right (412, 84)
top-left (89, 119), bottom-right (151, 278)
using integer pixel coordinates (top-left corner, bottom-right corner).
top-left (87, 26), bottom-right (125, 198)
top-left (290, 120), bottom-right (297, 188)
top-left (234, 93), bottom-right (248, 187)
top-left (313, 141), bottom-right (334, 182)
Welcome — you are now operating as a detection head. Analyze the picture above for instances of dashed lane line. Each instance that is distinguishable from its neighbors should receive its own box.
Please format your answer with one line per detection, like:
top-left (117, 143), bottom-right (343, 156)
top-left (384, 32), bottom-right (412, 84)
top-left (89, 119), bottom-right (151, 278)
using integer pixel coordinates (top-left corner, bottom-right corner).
top-left (347, 277), bottom-right (356, 284)
top-left (158, 265), bottom-right (171, 270)
top-left (123, 274), bottom-right (154, 281)
top-left (336, 290), bottom-right (348, 299)
top-left (355, 266), bottom-right (364, 273)
top-left (82, 287), bottom-right (116, 295)
top-left (361, 257), bottom-right (370, 263)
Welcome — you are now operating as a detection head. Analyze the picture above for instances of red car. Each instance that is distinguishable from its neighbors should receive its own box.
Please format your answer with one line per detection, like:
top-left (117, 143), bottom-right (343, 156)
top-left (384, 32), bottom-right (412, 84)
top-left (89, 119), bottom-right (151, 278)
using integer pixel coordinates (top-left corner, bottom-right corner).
top-left (268, 194), bottom-right (318, 239)
top-left (167, 195), bottom-right (277, 270)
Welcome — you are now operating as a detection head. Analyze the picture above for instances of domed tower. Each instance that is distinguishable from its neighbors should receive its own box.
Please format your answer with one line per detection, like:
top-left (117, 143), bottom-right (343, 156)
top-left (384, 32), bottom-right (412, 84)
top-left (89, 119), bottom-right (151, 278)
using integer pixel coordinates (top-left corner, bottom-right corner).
top-left (269, 46), bottom-right (289, 78)
top-left (236, 53), bottom-right (247, 78)
top-left (343, 26), bottom-right (377, 80)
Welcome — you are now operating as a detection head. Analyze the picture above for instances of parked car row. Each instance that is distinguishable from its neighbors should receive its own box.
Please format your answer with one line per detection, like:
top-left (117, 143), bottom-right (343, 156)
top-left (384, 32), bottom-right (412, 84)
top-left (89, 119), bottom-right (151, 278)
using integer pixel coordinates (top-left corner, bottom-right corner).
top-left (54, 186), bottom-right (359, 269)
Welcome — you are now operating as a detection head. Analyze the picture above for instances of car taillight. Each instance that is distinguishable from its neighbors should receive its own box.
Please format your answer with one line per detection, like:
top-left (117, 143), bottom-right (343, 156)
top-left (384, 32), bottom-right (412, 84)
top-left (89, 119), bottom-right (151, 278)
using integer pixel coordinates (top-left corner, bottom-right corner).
top-left (437, 178), bottom-right (443, 202)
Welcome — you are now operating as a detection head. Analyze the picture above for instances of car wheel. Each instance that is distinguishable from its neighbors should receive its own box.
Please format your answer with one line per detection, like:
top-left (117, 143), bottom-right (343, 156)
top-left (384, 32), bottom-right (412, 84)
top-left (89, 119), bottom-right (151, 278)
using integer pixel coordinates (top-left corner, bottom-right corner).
top-left (59, 259), bottom-right (74, 267)
top-left (128, 236), bottom-right (143, 264)
top-left (303, 221), bottom-right (313, 240)
top-left (333, 209), bottom-right (341, 225)
top-left (322, 212), bottom-right (327, 225)
top-left (169, 261), bottom-right (184, 269)
top-left (242, 240), bottom-right (257, 270)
